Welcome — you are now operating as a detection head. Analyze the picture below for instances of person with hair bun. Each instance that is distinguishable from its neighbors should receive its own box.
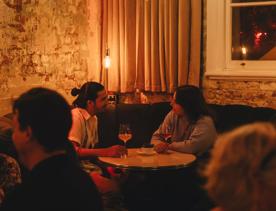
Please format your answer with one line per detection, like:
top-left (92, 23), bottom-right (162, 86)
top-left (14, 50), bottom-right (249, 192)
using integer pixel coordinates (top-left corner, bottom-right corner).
top-left (69, 82), bottom-right (126, 159)
top-left (69, 82), bottom-right (126, 195)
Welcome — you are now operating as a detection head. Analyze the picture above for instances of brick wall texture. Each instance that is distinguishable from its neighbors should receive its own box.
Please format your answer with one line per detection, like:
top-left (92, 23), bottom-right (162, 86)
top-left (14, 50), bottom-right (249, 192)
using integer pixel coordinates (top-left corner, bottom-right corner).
top-left (203, 79), bottom-right (276, 108)
top-left (0, 0), bottom-right (102, 115)
top-left (0, 0), bottom-right (275, 115)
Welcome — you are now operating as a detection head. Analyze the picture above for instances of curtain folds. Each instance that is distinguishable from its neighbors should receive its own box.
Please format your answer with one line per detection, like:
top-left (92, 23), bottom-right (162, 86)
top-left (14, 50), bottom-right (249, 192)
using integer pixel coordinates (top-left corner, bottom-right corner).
top-left (102, 0), bottom-right (202, 93)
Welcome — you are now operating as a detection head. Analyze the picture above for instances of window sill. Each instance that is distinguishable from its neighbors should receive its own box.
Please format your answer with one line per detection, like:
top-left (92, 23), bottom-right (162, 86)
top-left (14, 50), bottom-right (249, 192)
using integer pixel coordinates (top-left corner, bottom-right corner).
top-left (205, 69), bottom-right (276, 80)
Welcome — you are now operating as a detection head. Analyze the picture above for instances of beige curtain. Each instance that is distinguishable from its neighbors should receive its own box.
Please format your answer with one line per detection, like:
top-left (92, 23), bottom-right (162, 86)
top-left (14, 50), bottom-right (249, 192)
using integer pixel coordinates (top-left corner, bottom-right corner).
top-left (102, 0), bottom-right (202, 93)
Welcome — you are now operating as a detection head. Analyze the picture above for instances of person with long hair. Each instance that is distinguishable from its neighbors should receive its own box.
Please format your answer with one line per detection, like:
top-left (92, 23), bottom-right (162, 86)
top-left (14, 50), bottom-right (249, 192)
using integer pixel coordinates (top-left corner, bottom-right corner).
top-left (151, 85), bottom-right (217, 156)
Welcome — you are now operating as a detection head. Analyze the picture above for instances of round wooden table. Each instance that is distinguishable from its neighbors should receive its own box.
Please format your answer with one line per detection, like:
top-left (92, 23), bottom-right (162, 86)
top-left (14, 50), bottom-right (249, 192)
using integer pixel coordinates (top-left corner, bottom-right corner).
top-left (99, 148), bottom-right (196, 170)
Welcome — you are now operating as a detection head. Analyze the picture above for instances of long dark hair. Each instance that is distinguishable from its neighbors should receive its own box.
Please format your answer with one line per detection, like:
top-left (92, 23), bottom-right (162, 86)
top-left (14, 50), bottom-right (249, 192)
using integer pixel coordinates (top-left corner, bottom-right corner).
top-left (71, 82), bottom-right (104, 108)
top-left (175, 85), bottom-right (211, 122)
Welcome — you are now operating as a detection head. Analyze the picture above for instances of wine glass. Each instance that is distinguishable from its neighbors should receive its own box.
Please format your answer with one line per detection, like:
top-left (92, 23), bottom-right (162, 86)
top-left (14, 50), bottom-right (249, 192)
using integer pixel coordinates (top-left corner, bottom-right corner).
top-left (162, 125), bottom-right (173, 143)
top-left (118, 124), bottom-right (132, 158)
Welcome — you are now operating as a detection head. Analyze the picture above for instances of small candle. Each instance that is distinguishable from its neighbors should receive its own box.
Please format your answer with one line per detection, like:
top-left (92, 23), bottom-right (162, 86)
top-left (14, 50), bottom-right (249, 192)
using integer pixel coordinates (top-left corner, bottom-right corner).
top-left (241, 46), bottom-right (247, 60)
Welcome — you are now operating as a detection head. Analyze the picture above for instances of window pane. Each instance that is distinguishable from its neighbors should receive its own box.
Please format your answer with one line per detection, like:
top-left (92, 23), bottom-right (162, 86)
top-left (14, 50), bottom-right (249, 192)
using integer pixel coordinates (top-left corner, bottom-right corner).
top-left (232, 0), bottom-right (275, 3)
top-left (232, 6), bottom-right (276, 60)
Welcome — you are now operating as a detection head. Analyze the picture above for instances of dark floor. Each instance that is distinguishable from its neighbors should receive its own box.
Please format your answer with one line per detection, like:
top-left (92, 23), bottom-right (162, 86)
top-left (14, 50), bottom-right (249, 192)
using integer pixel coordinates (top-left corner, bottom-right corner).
top-left (121, 166), bottom-right (214, 211)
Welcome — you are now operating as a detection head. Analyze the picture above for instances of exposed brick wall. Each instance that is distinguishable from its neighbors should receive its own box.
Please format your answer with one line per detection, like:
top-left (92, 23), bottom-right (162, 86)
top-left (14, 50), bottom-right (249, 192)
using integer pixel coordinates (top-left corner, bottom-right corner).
top-left (203, 79), bottom-right (276, 108)
top-left (0, 0), bottom-right (102, 115)
top-left (120, 80), bottom-right (276, 108)
top-left (2, 0), bottom-right (274, 113)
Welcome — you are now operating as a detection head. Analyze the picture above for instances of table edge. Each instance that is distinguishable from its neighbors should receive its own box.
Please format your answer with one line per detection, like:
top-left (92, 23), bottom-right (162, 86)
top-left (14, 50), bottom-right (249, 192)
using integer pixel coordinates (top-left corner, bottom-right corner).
top-left (98, 158), bottom-right (196, 171)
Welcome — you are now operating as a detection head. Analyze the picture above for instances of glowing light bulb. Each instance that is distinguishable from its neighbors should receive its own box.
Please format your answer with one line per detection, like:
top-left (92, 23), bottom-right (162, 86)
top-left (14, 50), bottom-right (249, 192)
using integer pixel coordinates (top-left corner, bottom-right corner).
top-left (103, 48), bottom-right (111, 69)
top-left (104, 55), bottom-right (111, 69)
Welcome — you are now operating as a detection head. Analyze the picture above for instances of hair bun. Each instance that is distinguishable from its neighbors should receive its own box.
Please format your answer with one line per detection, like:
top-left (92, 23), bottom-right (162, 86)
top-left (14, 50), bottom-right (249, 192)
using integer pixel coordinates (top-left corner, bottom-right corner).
top-left (71, 88), bottom-right (81, 96)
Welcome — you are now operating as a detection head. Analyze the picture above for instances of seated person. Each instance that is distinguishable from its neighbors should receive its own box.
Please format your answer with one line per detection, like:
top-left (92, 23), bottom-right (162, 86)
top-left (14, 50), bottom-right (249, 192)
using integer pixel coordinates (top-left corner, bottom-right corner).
top-left (69, 82), bottom-right (126, 162)
top-left (69, 81), bottom-right (126, 202)
top-left (1, 88), bottom-right (103, 211)
top-left (151, 85), bottom-right (217, 156)
top-left (204, 122), bottom-right (276, 211)
top-left (0, 153), bottom-right (21, 205)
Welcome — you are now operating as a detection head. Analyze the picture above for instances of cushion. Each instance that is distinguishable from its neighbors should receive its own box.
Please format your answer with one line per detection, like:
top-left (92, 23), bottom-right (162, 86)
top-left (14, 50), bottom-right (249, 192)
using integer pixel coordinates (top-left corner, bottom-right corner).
top-left (116, 104), bottom-right (152, 147)
top-left (0, 116), bottom-right (17, 158)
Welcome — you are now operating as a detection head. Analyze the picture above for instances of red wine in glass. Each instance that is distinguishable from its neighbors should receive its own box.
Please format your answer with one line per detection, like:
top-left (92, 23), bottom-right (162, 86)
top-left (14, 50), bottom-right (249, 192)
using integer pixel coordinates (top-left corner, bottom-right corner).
top-left (163, 133), bottom-right (172, 140)
top-left (162, 126), bottom-right (172, 143)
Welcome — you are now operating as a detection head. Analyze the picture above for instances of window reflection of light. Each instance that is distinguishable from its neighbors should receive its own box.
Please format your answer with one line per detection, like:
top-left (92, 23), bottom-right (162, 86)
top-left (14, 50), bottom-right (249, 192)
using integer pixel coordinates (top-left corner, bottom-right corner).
top-left (254, 32), bottom-right (267, 47)
top-left (241, 47), bottom-right (247, 55)
top-left (255, 32), bottom-right (263, 39)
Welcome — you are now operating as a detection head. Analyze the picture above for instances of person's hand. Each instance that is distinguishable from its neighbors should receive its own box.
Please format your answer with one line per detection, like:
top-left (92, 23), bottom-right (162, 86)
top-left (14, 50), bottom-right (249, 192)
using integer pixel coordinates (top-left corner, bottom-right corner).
top-left (106, 145), bottom-right (127, 157)
top-left (154, 142), bottom-right (169, 153)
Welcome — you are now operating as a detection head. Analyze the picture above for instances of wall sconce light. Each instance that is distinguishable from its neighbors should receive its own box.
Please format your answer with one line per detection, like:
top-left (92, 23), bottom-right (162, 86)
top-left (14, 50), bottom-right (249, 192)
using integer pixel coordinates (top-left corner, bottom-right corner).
top-left (103, 48), bottom-right (111, 69)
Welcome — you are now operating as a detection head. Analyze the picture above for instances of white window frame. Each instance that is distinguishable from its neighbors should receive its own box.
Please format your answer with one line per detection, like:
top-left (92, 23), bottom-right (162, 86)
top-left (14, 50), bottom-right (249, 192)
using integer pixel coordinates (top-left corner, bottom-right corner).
top-left (206, 0), bottom-right (276, 80)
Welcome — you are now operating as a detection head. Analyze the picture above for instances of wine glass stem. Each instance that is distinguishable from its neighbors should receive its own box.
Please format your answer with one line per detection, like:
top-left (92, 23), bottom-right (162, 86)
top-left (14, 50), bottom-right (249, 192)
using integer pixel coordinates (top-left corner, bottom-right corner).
top-left (124, 142), bottom-right (127, 158)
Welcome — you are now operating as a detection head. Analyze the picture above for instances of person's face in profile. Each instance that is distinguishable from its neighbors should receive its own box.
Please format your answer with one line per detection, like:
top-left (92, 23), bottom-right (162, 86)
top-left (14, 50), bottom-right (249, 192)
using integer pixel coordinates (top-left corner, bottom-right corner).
top-left (170, 92), bottom-right (185, 117)
top-left (94, 89), bottom-right (108, 113)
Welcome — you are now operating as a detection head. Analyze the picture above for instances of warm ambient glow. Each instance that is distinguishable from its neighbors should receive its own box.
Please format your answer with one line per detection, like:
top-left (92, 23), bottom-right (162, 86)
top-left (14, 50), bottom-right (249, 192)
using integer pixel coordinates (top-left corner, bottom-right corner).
top-left (241, 46), bottom-right (247, 56)
top-left (104, 55), bottom-right (111, 69)
top-left (103, 48), bottom-right (111, 69)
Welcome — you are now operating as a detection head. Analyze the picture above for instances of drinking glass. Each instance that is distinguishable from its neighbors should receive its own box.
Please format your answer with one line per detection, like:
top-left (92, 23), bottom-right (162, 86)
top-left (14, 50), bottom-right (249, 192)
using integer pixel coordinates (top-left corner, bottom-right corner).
top-left (162, 125), bottom-right (173, 143)
top-left (118, 124), bottom-right (132, 158)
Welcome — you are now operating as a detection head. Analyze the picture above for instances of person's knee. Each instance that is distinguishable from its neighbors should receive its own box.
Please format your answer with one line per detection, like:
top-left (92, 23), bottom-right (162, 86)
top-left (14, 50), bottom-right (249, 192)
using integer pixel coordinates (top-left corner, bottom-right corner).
top-left (90, 172), bottom-right (119, 193)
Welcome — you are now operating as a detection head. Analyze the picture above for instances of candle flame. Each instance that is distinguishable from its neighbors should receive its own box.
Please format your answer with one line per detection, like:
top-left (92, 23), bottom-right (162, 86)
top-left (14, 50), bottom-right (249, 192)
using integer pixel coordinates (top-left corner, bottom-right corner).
top-left (241, 47), bottom-right (247, 55)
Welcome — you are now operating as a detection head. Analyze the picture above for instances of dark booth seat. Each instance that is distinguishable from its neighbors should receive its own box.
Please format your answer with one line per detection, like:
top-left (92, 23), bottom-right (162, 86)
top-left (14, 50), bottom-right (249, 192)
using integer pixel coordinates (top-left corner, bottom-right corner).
top-left (97, 102), bottom-right (276, 148)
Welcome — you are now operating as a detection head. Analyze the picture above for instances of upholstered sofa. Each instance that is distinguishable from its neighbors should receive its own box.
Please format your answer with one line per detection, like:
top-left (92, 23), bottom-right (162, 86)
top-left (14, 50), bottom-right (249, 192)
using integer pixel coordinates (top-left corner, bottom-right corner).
top-left (97, 102), bottom-right (276, 148)
top-left (1, 102), bottom-right (276, 157)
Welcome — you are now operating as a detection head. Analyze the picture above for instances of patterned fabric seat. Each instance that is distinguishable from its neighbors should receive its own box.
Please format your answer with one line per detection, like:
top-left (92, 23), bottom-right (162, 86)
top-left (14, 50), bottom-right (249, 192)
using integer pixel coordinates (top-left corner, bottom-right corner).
top-left (0, 153), bottom-right (21, 204)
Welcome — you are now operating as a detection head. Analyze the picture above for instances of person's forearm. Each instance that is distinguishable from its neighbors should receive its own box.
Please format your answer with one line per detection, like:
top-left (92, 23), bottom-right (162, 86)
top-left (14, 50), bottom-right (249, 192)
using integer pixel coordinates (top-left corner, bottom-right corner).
top-left (151, 132), bottom-right (166, 143)
top-left (76, 147), bottom-right (109, 159)
top-left (151, 139), bottom-right (163, 145)
top-left (169, 141), bottom-right (198, 154)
